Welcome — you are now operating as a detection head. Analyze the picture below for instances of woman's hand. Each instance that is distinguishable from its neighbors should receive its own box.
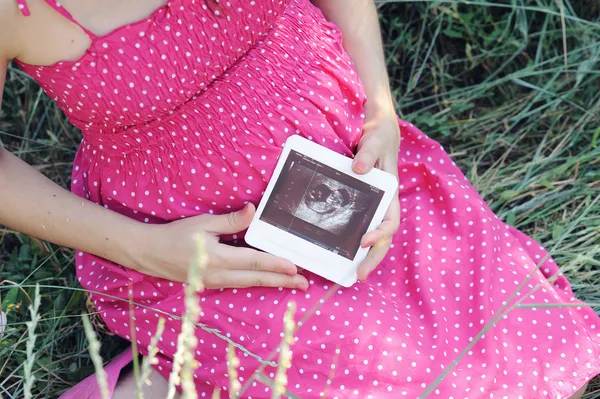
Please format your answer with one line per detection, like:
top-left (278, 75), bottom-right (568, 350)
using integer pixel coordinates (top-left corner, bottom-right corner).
top-left (352, 111), bottom-right (401, 281)
top-left (132, 204), bottom-right (309, 290)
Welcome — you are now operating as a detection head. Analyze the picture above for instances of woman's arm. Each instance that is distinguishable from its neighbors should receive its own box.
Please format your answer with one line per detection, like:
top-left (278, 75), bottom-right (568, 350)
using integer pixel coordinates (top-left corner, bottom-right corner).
top-left (312, 0), bottom-right (401, 281)
top-left (0, 145), bottom-right (144, 268)
top-left (0, 144), bottom-right (307, 288)
top-left (0, 65), bottom-right (139, 270)
top-left (312, 0), bottom-right (395, 118)
top-left (0, 9), bottom-right (143, 273)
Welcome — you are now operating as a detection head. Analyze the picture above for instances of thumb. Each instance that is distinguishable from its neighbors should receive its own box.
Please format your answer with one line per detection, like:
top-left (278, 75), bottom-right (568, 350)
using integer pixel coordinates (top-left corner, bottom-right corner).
top-left (353, 142), bottom-right (378, 175)
top-left (206, 203), bottom-right (255, 235)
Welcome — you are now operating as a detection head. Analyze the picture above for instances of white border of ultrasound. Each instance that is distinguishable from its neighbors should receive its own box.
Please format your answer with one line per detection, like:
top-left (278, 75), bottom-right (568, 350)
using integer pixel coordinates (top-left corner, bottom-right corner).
top-left (246, 135), bottom-right (398, 287)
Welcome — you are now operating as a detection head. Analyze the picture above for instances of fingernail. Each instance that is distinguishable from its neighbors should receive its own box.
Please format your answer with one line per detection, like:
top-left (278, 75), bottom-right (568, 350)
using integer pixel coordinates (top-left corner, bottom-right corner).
top-left (284, 261), bottom-right (297, 275)
top-left (353, 161), bottom-right (365, 173)
top-left (298, 282), bottom-right (309, 291)
top-left (358, 269), bottom-right (369, 281)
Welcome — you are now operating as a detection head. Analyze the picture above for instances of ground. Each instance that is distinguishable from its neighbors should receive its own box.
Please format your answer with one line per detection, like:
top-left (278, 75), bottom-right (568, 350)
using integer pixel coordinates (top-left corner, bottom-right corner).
top-left (1, 1), bottom-right (599, 398)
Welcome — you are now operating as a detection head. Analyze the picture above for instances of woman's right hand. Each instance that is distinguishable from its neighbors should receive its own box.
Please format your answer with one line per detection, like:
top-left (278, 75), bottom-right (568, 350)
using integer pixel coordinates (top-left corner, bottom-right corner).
top-left (132, 203), bottom-right (309, 291)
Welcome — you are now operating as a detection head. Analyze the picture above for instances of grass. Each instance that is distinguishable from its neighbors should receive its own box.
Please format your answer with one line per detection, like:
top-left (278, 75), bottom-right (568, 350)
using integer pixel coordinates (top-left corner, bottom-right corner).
top-left (1, 0), bottom-right (600, 397)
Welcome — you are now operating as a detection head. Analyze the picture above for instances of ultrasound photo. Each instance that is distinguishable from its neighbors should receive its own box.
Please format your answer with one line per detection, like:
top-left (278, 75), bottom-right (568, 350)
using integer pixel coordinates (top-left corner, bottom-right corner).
top-left (260, 150), bottom-right (384, 260)
top-left (287, 165), bottom-right (369, 235)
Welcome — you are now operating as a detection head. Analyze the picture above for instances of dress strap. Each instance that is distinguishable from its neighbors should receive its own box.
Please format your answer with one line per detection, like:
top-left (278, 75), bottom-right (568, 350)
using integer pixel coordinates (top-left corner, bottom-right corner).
top-left (42, 0), bottom-right (97, 39)
top-left (16, 0), bottom-right (31, 16)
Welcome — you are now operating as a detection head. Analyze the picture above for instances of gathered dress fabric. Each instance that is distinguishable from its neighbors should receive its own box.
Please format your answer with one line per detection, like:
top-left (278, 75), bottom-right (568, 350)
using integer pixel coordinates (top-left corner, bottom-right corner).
top-left (15, 0), bottom-right (600, 397)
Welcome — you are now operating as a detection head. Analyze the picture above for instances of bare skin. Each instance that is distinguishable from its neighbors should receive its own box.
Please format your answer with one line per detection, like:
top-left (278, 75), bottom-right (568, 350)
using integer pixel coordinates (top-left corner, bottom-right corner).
top-left (0, 0), bottom-right (591, 397)
top-left (113, 366), bottom-right (178, 398)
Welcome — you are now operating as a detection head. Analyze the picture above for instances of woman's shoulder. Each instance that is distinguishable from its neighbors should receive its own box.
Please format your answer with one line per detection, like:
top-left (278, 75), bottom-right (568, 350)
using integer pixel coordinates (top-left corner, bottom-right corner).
top-left (0, 0), bottom-right (23, 59)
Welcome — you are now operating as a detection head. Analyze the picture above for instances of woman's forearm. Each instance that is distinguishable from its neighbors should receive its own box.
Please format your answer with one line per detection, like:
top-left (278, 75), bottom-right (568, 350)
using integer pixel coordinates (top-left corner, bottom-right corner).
top-left (0, 149), bottom-right (142, 268)
top-left (312, 0), bottom-right (395, 117)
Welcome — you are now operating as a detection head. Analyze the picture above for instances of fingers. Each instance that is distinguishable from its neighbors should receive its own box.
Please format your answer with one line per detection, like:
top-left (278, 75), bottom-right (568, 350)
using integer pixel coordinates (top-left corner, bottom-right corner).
top-left (217, 245), bottom-right (298, 276)
top-left (357, 238), bottom-right (392, 281)
top-left (205, 270), bottom-right (309, 291)
top-left (204, 203), bottom-right (255, 235)
top-left (208, 244), bottom-right (309, 290)
top-left (360, 199), bottom-right (400, 248)
top-left (352, 141), bottom-right (379, 174)
top-left (360, 228), bottom-right (386, 248)
top-left (357, 195), bottom-right (400, 280)
top-left (353, 129), bottom-right (386, 175)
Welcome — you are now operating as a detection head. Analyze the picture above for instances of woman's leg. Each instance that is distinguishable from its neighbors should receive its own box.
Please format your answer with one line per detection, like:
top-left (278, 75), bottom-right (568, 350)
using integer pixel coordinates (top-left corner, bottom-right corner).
top-left (113, 361), bottom-right (179, 399)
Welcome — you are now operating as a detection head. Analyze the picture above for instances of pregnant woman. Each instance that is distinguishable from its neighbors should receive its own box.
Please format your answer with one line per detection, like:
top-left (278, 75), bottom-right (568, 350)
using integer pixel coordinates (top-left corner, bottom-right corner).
top-left (1, 0), bottom-right (598, 397)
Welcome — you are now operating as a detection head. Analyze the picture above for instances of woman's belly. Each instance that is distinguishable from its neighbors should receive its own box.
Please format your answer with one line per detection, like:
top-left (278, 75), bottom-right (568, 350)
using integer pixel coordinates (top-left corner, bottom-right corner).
top-left (72, 0), bottom-right (367, 224)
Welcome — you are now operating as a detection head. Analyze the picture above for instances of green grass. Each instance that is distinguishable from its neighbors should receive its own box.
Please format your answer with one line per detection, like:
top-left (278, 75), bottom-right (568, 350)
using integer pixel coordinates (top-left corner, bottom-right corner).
top-left (1, 1), bottom-right (600, 397)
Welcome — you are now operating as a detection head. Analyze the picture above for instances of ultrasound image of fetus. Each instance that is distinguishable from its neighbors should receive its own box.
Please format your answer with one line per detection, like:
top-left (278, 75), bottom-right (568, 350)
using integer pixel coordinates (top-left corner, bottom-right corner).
top-left (291, 169), bottom-right (369, 235)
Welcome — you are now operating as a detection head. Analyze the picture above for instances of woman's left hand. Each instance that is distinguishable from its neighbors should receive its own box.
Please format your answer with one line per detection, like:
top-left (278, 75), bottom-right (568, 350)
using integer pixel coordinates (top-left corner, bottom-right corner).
top-left (352, 111), bottom-right (401, 281)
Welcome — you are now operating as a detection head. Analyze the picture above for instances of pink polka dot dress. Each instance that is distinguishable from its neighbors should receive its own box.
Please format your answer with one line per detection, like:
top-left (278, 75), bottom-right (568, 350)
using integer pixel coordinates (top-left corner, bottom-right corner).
top-left (15, 0), bottom-right (600, 397)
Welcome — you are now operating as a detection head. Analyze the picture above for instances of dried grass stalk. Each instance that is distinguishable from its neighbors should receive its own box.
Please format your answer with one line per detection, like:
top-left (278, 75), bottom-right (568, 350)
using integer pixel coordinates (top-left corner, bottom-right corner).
top-left (81, 312), bottom-right (110, 399)
top-left (227, 343), bottom-right (242, 398)
top-left (167, 234), bottom-right (208, 399)
top-left (271, 301), bottom-right (297, 399)
top-left (137, 317), bottom-right (166, 398)
top-left (23, 284), bottom-right (41, 399)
